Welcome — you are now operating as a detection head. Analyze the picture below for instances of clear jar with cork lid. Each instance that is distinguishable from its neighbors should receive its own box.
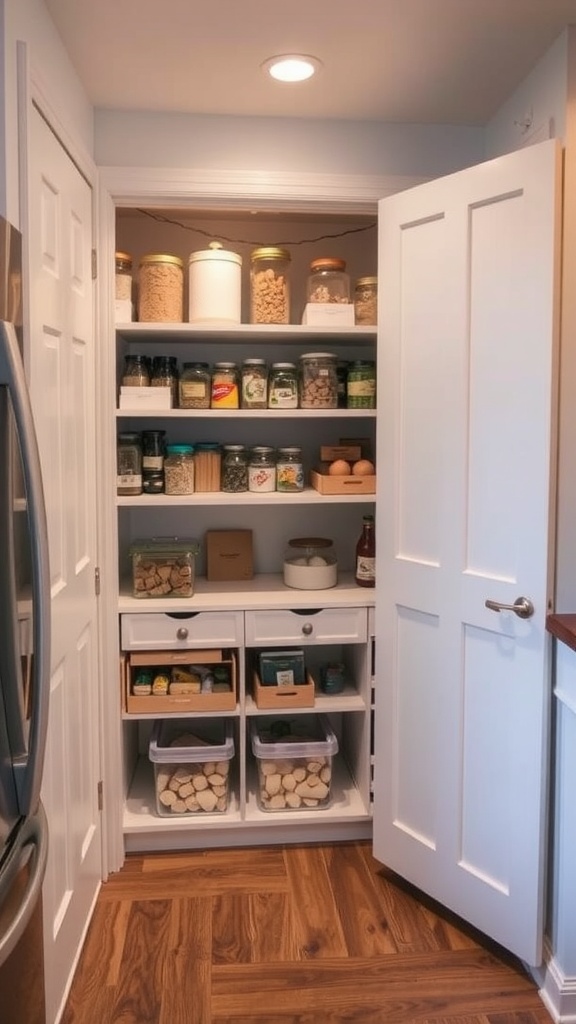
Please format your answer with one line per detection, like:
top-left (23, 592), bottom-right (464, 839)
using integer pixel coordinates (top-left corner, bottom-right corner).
top-left (307, 258), bottom-right (350, 304)
top-left (138, 253), bottom-right (184, 322)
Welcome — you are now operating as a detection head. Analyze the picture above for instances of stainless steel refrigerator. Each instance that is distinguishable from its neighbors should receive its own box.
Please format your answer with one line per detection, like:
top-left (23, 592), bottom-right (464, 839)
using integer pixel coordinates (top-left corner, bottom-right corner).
top-left (0, 215), bottom-right (51, 1023)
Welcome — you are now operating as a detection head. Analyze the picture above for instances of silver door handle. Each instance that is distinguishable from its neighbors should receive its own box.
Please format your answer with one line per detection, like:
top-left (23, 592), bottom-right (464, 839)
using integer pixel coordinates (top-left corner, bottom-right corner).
top-left (485, 596), bottom-right (534, 619)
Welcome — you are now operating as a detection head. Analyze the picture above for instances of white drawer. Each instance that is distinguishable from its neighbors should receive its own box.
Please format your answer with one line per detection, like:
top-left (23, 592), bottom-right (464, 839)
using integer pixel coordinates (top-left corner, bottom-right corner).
top-left (245, 607), bottom-right (367, 646)
top-left (121, 611), bottom-right (244, 650)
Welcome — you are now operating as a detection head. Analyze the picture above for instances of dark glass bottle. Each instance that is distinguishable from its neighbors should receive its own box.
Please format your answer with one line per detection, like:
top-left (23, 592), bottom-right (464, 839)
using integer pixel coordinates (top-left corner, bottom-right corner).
top-left (142, 429), bottom-right (166, 493)
top-left (355, 514), bottom-right (375, 588)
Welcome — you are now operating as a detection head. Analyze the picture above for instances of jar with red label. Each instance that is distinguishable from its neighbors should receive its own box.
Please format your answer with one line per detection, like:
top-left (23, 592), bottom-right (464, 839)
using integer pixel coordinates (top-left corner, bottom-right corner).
top-left (211, 362), bottom-right (239, 409)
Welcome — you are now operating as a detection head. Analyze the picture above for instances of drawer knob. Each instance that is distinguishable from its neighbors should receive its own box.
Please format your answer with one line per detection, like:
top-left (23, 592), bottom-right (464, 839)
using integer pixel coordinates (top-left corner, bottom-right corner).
top-left (176, 627), bottom-right (189, 640)
top-left (301, 623), bottom-right (313, 636)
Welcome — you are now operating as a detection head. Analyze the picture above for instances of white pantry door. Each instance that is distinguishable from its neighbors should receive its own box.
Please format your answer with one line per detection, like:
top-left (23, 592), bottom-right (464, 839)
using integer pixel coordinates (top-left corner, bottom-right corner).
top-left (27, 105), bottom-right (102, 1021)
top-left (373, 138), bottom-right (561, 966)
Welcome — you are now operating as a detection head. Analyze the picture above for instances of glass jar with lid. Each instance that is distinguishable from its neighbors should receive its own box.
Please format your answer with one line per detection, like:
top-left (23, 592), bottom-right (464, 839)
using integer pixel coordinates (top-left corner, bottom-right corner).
top-left (268, 362), bottom-right (298, 409)
top-left (346, 360), bottom-right (376, 409)
top-left (193, 443), bottom-right (222, 492)
top-left (241, 358), bottom-right (268, 409)
top-left (142, 430), bottom-right (166, 494)
top-left (115, 252), bottom-right (133, 320)
top-left (122, 353), bottom-right (150, 388)
top-left (138, 253), bottom-right (184, 322)
top-left (164, 444), bottom-right (195, 495)
top-left (307, 257), bottom-right (350, 305)
top-left (248, 447), bottom-right (276, 493)
top-left (354, 276), bottom-right (378, 325)
top-left (299, 352), bottom-right (338, 409)
top-left (117, 432), bottom-right (142, 496)
top-left (211, 362), bottom-right (239, 409)
top-left (179, 362), bottom-right (211, 409)
top-left (276, 446), bottom-right (304, 492)
top-left (151, 355), bottom-right (179, 406)
top-left (221, 445), bottom-right (248, 493)
top-left (250, 247), bottom-right (291, 324)
top-left (283, 537), bottom-right (337, 590)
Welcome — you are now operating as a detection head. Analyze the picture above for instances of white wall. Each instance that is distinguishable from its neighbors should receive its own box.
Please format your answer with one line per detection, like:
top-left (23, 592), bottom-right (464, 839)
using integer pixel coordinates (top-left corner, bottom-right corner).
top-left (485, 29), bottom-right (568, 159)
top-left (94, 109), bottom-right (484, 180)
top-left (1, 0), bottom-right (93, 225)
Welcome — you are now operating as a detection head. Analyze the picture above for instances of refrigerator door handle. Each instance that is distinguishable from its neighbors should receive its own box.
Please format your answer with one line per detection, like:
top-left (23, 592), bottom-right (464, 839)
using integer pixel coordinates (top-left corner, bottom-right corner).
top-left (0, 804), bottom-right (48, 966)
top-left (0, 320), bottom-right (51, 818)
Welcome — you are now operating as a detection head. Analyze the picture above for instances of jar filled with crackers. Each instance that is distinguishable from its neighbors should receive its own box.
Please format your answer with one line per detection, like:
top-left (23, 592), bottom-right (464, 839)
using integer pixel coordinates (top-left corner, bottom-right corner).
top-left (138, 253), bottom-right (184, 322)
top-left (298, 352), bottom-right (338, 409)
top-left (250, 247), bottom-right (291, 324)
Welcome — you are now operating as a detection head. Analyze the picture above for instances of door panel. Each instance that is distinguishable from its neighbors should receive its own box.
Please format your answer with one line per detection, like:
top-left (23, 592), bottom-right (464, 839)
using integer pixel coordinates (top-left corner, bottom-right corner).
top-left (373, 138), bottom-right (561, 965)
top-left (27, 105), bottom-right (102, 1021)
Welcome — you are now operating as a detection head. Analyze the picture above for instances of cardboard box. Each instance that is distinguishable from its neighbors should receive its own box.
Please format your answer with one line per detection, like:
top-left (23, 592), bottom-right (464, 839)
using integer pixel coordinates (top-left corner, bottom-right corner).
top-left (206, 529), bottom-right (253, 582)
top-left (122, 649), bottom-right (237, 713)
top-left (301, 303), bottom-right (355, 326)
top-left (320, 445), bottom-right (362, 463)
top-left (252, 670), bottom-right (315, 709)
top-left (119, 386), bottom-right (172, 410)
top-left (310, 469), bottom-right (376, 495)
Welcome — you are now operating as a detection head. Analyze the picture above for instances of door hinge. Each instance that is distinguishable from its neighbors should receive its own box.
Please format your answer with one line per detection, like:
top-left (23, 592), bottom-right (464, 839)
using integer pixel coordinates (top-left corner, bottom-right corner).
top-left (97, 780), bottom-right (103, 812)
top-left (95, 566), bottom-right (101, 596)
top-left (92, 248), bottom-right (97, 280)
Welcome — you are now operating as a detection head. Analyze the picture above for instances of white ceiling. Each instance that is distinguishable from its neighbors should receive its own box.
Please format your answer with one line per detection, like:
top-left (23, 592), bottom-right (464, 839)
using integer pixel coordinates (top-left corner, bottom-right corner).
top-left (44, 0), bottom-right (576, 125)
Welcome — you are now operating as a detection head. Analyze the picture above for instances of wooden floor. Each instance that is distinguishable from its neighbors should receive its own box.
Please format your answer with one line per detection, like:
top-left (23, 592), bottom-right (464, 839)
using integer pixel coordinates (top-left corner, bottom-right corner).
top-left (61, 841), bottom-right (552, 1024)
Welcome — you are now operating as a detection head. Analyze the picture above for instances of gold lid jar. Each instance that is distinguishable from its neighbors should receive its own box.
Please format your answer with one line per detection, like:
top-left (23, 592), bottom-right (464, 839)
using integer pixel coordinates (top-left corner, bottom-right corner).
top-left (138, 253), bottom-right (184, 323)
top-left (250, 247), bottom-right (291, 325)
top-left (354, 276), bottom-right (377, 325)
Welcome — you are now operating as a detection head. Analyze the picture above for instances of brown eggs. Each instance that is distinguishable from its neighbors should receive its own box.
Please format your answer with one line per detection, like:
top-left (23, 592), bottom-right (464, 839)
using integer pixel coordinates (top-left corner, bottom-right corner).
top-left (328, 459), bottom-right (352, 476)
top-left (352, 459), bottom-right (375, 476)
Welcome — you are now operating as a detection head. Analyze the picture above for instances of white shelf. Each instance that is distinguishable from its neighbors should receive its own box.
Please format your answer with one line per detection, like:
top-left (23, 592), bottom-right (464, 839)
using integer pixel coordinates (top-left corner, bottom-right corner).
top-left (116, 322), bottom-right (376, 344)
top-left (118, 572), bottom-right (376, 613)
top-left (117, 486), bottom-right (375, 507)
top-left (124, 756), bottom-right (242, 833)
top-left (245, 683), bottom-right (366, 716)
top-left (116, 407), bottom-right (376, 419)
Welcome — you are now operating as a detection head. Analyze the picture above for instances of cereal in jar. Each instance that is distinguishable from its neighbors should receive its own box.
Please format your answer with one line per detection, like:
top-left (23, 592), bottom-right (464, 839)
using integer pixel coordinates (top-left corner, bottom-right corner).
top-left (138, 253), bottom-right (184, 322)
top-left (250, 247), bottom-right (291, 324)
top-left (299, 352), bottom-right (338, 409)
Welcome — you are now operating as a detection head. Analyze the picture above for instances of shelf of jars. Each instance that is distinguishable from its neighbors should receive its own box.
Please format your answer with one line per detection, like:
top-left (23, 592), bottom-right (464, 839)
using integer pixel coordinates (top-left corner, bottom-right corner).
top-left (116, 488), bottom-right (375, 507)
top-left (115, 407), bottom-right (376, 419)
top-left (115, 323), bottom-right (376, 343)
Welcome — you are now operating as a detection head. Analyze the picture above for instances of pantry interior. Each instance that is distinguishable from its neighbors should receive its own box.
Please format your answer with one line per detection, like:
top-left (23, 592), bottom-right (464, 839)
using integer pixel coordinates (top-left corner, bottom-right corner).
top-left (111, 201), bottom-right (381, 852)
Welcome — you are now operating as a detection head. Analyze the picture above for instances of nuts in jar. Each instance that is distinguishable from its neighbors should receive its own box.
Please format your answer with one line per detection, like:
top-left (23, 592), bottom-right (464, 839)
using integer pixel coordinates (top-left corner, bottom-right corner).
top-left (307, 257), bottom-right (350, 304)
top-left (354, 276), bottom-right (377, 325)
top-left (299, 352), bottom-right (338, 409)
top-left (250, 247), bottom-right (291, 324)
top-left (138, 253), bottom-right (184, 322)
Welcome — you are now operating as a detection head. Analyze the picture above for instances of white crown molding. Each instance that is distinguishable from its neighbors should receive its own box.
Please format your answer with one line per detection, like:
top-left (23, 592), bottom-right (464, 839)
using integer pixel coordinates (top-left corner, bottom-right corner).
top-left (98, 166), bottom-right (426, 213)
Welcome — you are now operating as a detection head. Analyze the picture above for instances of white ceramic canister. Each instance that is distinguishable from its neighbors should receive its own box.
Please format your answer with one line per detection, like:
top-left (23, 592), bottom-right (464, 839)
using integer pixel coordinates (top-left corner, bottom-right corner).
top-left (188, 241), bottom-right (242, 324)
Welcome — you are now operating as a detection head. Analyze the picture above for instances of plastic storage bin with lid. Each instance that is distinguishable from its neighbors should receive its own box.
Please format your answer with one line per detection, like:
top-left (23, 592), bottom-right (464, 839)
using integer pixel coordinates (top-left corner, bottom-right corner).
top-left (150, 718), bottom-right (234, 815)
top-left (129, 537), bottom-right (199, 598)
top-left (250, 715), bottom-right (338, 812)
top-left (188, 241), bottom-right (242, 324)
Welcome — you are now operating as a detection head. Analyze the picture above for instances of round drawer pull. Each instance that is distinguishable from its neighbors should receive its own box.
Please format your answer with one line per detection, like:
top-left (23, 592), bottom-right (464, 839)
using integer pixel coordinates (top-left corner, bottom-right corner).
top-left (176, 627), bottom-right (189, 640)
top-left (301, 623), bottom-right (313, 636)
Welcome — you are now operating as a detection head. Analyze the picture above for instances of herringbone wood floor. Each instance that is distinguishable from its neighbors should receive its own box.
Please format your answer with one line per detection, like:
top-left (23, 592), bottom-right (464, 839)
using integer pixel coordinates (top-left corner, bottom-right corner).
top-left (61, 841), bottom-right (552, 1024)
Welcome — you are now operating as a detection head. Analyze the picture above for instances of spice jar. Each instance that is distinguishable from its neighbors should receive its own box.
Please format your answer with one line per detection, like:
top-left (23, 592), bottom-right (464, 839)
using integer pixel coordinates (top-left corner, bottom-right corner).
top-left (211, 362), bottom-right (239, 409)
top-left (276, 446), bottom-right (304, 492)
top-left (347, 360), bottom-right (376, 409)
top-left (179, 362), bottom-right (211, 409)
top-left (241, 358), bottom-right (268, 409)
top-left (250, 247), bottom-right (291, 324)
top-left (188, 242), bottom-right (242, 324)
top-left (193, 443), bottom-right (222, 492)
top-left (299, 352), bottom-right (338, 409)
top-left (142, 430), bottom-right (166, 493)
top-left (221, 445), bottom-right (248, 493)
top-left (117, 432), bottom-right (142, 496)
top-left (307, 258), bottom-right (350, 304)
top-left (164, 444), bottom-right (195, 495)
top-left (268, 363), bottom-right (298, 409)
top-left (248, 447), bottom-right (276, 493)
top-left (151, 355), bottom-right (179, 406)
top-left (122, 354), bottom-right (150, 387)
top-left (138, 253), bottom-right (184, 322)
top-left (354, 276), bottom-right (378, 325)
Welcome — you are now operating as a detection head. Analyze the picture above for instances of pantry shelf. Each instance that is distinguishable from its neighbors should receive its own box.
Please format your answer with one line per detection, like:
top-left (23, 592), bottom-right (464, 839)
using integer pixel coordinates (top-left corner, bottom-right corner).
top-left (116, 322), bottom-right (376, 344)
top-left (115, 407), bottom-right (376, 419)
top-left (116, 487), bottom-right (375, 507)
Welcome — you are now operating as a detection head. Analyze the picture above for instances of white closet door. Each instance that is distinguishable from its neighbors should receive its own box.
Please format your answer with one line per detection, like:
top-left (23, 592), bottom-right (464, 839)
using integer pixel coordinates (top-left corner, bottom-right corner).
top-left (373, 138), bottom-right (561, 966)
top-left (27, 104), bottom-right (102, 1021)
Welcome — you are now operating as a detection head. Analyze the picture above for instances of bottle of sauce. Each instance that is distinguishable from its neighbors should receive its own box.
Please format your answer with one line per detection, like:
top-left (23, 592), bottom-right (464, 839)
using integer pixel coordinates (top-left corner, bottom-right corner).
top-left (355, 514), bottom-right (375, 587)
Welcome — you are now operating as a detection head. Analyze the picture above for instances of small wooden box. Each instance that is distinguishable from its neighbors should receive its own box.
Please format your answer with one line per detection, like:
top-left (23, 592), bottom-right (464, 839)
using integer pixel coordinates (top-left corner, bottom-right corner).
top-left (253, 670), bottom-right (315, 710)
top-left (122, 648), bottom-right (237, 714)
top-left (310, 469), bottom-right (376, 495)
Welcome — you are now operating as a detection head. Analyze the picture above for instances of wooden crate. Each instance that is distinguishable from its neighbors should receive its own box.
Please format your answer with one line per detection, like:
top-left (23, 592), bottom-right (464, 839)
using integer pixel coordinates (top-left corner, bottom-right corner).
top-left (252, 670), bottom-right (315, 710)
top-left (122, 648), bottom-right (237, 713)
top-left (310, 469), bottom-right (376, 495)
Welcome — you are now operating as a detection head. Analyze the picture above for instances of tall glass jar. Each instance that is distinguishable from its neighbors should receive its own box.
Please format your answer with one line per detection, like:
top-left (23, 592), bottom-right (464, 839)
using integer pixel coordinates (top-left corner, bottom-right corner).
top-left (307, 257), bottom-right (350, 304)
top-left (276, 446), bottom-right (304, 493)
top-left (241, 358), bottom-right (268, 409)
top-left (354, 276), bottom-right (378, 325)
top-left (221, 445), bottom-right (248, 493)
top-left (138, 253), bottom-right (184, 322)
top-left (122, 354), bottom-right (150, 387)
top-left (117, 432), bottom-right (142, 496)
top-left (299, 352), bottom-right (338, 409)
top-left (250, 247), bottom-right (291, 324)
top-left (248, 447), bottom-right (276, 493)
top-left (115, 252), bottom-right (133, 301)
top-left (193, 443), bottom-right (222, 492)
top-left (347, 360), bottom-right (376, 409)
top-left (211, 362), bottom-right (239, 409)
top-left (151, 355), bottom-right (179, 406)
top-left (164, 444), bottom-right (195, 495)
top-left (142, 429), bottom-right (166, 494)
top-left (268, 362), bottom-right (298, 409)
top-left (179, 362), bottom-right (211, 409)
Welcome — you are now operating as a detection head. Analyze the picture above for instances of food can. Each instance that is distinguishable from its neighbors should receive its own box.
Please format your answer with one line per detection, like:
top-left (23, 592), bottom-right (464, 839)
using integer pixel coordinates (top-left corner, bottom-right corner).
top-left (188, 242), bottom-right (242, 324)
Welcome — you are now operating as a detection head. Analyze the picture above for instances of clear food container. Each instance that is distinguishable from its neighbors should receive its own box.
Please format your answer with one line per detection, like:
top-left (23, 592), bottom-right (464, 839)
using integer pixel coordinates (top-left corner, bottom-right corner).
top-left (307, 257), bottom-right (350, 304)
top-left (150, 718), bottom-right (234, 815)
top-left (283, 536), bottom-right (337, 590)
top-left (129, 537), bottom-right (199, 598)
top-left (138, 253), bottom-right (184, 322)
top-left (299, 352), bottom-right (338, 409)
top-left (250, 247), bottom-right (291, 324)
top-left (250, 715), bottom-right (338, 811)
top-left (188, 242), bottom-right (242, 324)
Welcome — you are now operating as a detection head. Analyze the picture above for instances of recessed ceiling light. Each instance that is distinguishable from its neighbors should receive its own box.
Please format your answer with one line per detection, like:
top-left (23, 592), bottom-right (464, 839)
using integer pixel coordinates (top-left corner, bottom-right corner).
top-left (262, 54), bottom-right (322, 83)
